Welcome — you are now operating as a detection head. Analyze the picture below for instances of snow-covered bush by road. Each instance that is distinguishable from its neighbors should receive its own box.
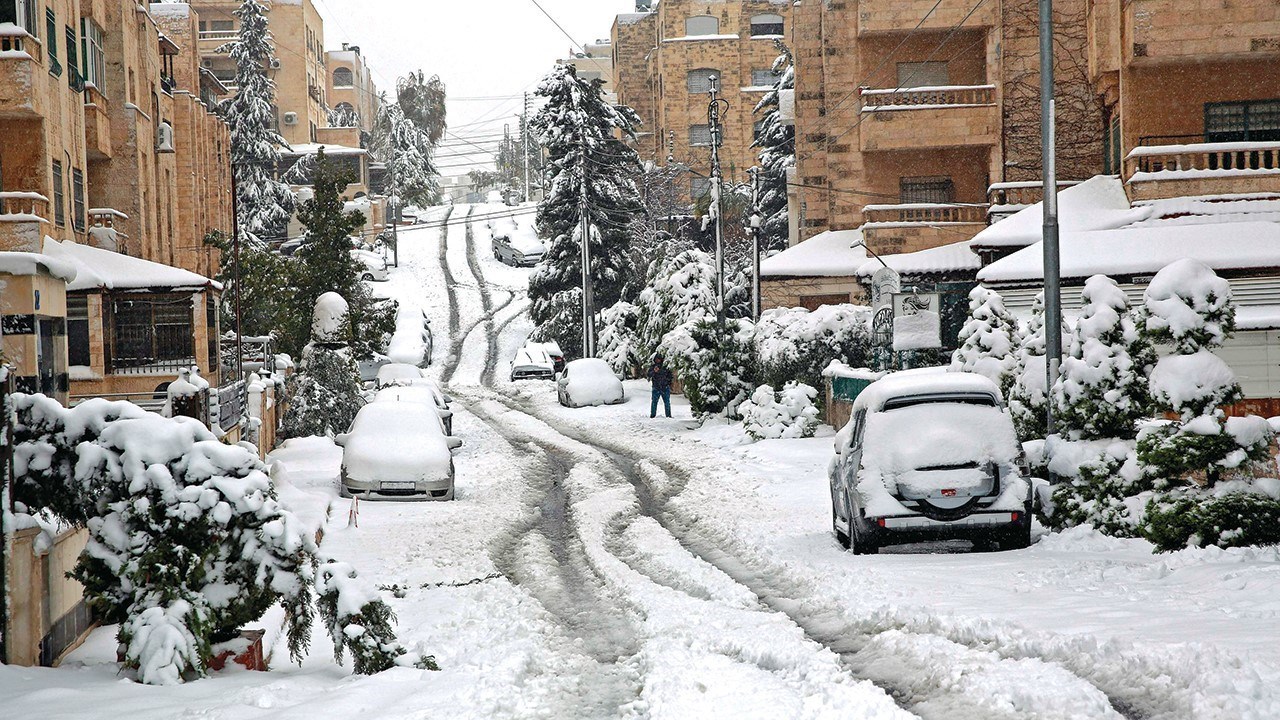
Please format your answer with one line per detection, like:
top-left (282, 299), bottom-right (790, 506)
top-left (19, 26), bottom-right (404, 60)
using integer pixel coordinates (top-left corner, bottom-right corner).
top-left (739, 382), bottom-right (821, 440)
top-left (950, 286), bottom-right (1022, 392)
top-left (754, 304), bottom-right (870, 394)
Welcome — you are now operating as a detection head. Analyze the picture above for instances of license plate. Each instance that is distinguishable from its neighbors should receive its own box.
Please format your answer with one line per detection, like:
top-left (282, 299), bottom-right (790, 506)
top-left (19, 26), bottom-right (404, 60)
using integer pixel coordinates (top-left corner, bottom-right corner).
top-left (941, 489), bottom-right (957, 497)
top-left (381, 481), bottom-right (415, 491)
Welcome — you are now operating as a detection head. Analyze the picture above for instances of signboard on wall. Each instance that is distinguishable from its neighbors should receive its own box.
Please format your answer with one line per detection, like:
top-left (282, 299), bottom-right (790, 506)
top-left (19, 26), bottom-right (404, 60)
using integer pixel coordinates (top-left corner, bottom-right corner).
top-left (892, 292), bottom-right (942, 351)
top-left (870, 267), bottom-right (901, 309)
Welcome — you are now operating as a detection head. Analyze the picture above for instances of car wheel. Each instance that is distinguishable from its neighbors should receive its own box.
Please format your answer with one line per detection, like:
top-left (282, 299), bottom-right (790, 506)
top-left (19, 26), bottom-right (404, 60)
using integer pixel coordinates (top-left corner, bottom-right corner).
top-left (848, 494), bottom-right (878, 555)
top-left (362, 273), bottom-right (374, 282)
top-left (833, 491), bottom-right (851, 550)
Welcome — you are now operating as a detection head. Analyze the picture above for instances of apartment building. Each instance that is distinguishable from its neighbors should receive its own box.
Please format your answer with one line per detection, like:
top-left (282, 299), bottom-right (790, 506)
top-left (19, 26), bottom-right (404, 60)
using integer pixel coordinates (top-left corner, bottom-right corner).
top-left (192, 0), bottom-right (327, 145)
top-left (557, 38), bottom-right (616, 104)
top-left (325, 42), bottom-right (378, 135)
top-left (611, 1), bottom-right (792, 201)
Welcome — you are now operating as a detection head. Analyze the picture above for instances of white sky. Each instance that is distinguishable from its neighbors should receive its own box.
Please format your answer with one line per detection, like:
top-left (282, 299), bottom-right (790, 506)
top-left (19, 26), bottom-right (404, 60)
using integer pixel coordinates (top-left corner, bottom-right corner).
top-left (314, 0), bottom-right (637, 175)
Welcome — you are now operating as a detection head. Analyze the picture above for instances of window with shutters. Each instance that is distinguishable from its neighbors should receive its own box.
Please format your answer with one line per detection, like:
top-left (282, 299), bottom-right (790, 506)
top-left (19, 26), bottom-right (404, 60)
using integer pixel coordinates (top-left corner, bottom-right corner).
top-left (750, 14), bottom-right (784, 37)
top-left (689, 124), bottom-right (712, 147)
top-left (52, 160), bottom-right (65, 226)
top-left (685, 15), bottom-right (718, 36)
top-left (46, 7), bottom-right (60, 76)
top-left (687, 68), bottom-right (720, 94)
top-left (899, 176), bottom-right (954, 204)
top-left (333, 66), bottom-right (353, 87)
top-left (895, 61), bottom-right (949, 88)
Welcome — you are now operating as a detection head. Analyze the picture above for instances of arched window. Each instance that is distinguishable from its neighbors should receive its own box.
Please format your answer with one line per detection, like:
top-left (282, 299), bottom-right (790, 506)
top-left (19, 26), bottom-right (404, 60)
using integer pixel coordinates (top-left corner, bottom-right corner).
top-left (685, 15), bottom-right (718, 36)
top-left (335, 101), bottom-right (355, 114)
top-left (750, 13), bottom-right (784, 37)
top-left (332, 66), bottom-right (353, 87)
top-left (687, 68), bottom-right (721, 94)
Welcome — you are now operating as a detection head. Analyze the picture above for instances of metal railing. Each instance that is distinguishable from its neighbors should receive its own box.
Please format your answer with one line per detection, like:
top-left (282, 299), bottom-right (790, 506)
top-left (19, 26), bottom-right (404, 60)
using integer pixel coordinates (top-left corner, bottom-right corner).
top-left (1127, 140), bottom-right (1280, 176)
top-left (212, 379), bottom-right (245, 432)
top-left (860, 84), bottom-right (995, 111)
top-left (862, 202), bottom-right (989, 225)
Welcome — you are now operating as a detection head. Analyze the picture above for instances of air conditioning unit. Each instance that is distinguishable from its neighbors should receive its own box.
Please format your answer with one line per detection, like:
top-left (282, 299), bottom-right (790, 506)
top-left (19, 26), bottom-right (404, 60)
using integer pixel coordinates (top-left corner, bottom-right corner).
top-left (200, 58), bottom-right (213, 68)
top-left (283, 112), bottom-right (299, 125)
top-left (156, 122), bottom-right (175, 153)
top-left (269, 57), bottom-right (283, 69)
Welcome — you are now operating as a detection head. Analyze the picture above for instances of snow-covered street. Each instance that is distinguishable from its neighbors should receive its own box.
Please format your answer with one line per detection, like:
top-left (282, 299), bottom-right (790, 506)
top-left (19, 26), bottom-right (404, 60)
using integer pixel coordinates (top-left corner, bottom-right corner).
top-left (7, 204), bottom-right (1280, 719)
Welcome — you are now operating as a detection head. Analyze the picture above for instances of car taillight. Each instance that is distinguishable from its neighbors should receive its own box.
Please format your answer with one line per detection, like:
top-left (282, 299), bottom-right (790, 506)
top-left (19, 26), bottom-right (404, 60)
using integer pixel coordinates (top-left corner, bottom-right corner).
top-left (877, 518), bottom-right (887, 528)
top-left (1010, 512), bottom-right (1020, 523)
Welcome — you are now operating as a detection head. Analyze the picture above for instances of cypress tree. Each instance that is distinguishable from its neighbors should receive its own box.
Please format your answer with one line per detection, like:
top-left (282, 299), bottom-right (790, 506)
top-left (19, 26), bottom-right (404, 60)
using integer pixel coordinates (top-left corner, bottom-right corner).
top-left (751, 41), bottom-right (795, 254)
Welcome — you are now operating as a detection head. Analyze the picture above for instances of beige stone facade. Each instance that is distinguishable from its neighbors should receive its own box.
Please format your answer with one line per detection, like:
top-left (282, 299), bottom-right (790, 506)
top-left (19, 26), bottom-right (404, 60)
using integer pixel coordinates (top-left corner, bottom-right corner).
top-left (192, 0), bottom-right (327, 145)
top-left (1086, 0), bottom-right (1280, 202)
top-left (325, 43), bottom-right (379, 134)
top-left (789, 0), bottom-right (1104, 256)
top-left (612, 1), bottom-right (792, 196)
top-left (558, 38), bottom-right (616, 104)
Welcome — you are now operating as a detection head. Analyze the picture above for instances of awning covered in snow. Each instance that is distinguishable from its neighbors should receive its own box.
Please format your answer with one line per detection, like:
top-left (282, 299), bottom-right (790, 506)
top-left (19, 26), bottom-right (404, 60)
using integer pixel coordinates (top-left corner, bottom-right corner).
top-left (42, 237), bottom-right (220, 292)
top-left (761, 228), bottom-right (867, 278)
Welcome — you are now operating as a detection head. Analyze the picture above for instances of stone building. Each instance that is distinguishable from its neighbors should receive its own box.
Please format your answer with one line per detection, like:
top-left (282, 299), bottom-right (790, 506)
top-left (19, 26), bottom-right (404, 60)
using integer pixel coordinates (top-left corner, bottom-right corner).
top-left (192, 0), bottom-right (328, 145)
top-left (557, 38), bottom-right (616, 104)
top-left (325, 42), bottom-right (379, 135)
top-left (611, 0), bottom-right (792, 201)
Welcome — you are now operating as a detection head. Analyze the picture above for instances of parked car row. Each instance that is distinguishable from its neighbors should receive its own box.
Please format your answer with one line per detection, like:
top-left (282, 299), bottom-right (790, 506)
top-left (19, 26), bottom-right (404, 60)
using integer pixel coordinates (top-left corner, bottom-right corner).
top-left (337, 363), bottom-right (461, 501)
top-left (507, 340), bottom-right (624, 408)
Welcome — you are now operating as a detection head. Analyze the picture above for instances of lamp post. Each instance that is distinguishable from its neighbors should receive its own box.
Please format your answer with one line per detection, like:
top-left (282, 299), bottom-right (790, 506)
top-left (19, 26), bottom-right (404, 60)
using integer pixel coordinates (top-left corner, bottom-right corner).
top-left (1040, 0), bottom-right (1063, 449)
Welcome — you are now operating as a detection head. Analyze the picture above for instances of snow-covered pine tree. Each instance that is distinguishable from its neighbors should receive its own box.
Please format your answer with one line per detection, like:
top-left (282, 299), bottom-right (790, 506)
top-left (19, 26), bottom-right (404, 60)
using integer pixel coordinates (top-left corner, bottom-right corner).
top-left (279, 293), bottom-right (364, 441)
top-left (1008, 292), bottom-right (1051, 441)
top-left (1054, 275), bottom-right (1155, 440)
top-left (285, 151), bottom-right (396, 358)
top-left (635, 248), bottom-right (718, 361)
top-left (597, 301), bottom-right (642, 376)
top-left (750, 41), bottom-right (795, 254)
top-left (529, 64), bottom-right (644, 357)
top-left (950, 286), bottom-right (1023, 393)
top-left (395, 70), bottom-right (448, 146)
top-left (217, 0), bottom-right (295, 244)
top-left (372, 102), bottom-right (439, 209)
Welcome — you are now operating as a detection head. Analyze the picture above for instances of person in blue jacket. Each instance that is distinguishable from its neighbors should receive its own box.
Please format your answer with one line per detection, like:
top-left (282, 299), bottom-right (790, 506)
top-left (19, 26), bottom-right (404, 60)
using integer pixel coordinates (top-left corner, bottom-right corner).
top-left (647, 354), bottom-right (673, 418)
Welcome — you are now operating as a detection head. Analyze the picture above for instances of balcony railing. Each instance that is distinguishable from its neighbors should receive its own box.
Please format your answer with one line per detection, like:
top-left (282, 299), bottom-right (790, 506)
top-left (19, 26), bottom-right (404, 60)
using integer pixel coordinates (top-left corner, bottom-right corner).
top-left (860, 84), bottom-right (995, 111)
top-left (1126, 141), bottom-right (1280, 177)
top-left (987, 181), bottom-right (1082, 212)
top-left (0, 24), bottom-right (41, 59)
top-left (863, 202), bottom-right (989, 225)
top-left (198, 30), bottom-right (238, 41)
top-left (0, 191), bottom-right (50, 220)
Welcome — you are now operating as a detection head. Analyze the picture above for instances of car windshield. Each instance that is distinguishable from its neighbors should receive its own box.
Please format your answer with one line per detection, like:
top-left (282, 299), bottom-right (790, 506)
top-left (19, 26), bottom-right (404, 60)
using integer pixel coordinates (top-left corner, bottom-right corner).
top-left (862, 401), bottom-right (1018, 474)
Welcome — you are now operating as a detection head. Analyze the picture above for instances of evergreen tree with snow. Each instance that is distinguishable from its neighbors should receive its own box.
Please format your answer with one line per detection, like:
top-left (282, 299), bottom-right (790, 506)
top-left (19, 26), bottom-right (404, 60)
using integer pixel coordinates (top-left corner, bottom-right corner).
top-left (284, 151), bottom-right (396, 359)
top-left (1054, 275), bottom-right (1155, 441)
top-left (278, 294), bottom-right (365, 442)
top-left (371, 102), bottom-right (439, 209)
top-left (1007, 292), bottom-right (1051, 441)
top-left (529, 64), bottom-right (644, 357)
top-left (635, 248), bottom-right (718, 359)
top-left (217, 0), bottom-right (295, 244)
top-left (950, 286), bottom-right (1023, 393)
top-left (395, 71), bottom-right (448, 146)
top-left (597, 301), bottom-right (642, 376)
top-left (750, 41), bottom-right (795, 254)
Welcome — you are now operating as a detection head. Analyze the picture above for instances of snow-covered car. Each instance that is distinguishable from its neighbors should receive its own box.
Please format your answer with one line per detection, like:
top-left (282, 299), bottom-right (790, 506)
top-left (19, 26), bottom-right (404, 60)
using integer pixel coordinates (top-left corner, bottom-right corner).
top-left (524, 340), bottom-right (565, 373)
top-left (495, 230), bottom-right (546, 267)
top-left (358, 355), bottom-right (390, 384)
top-left (375, 362), bottom-right (426, 389)
top-left (557, 358), bottom-right (625, 408)
top-left (829, 371), bottom-right (1032, 554)
top-left (510, 347), bottom-right (555, 382)
top-left (351, 249), bottom-right (388, 282)
top-left (337, 402), bottom-right (461, 500)
top-left (386, 304), bottom-right (433, 367)
top-left (485, 190), bottom-right (505, 204)
top-left (374, 385), bottom-right (453, 435)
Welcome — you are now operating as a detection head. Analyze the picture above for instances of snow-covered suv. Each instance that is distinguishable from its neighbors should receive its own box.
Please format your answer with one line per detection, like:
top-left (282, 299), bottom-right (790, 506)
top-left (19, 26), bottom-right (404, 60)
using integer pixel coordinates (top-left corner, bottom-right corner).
top-left (829, 370), bottom-right (1032, 554)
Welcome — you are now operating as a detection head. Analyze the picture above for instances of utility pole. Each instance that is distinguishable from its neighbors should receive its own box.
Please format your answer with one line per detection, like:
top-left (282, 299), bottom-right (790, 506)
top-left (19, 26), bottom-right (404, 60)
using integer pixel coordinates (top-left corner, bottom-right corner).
top-left (1040, 0), bottom-right (1062, 449)
top-left (749, 166), bottom-right (762, 321)
top-left (707, 76), bottom-right (728, 328)
top-left (666, 130), bottom-right (676, 238)
top-left (523, 92), bottom-right (531, 202)
top-left (579, 160), bottom-right (595, 357)
top-left (388, 145), bottom-right (400, 268)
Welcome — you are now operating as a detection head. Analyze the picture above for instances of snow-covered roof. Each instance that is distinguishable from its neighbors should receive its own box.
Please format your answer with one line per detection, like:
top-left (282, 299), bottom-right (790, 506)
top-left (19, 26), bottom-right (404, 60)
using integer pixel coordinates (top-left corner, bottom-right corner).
top-left (616, 12), bottom-right (653, 26)
top-left (0, 251), bottom-right (78, 282)
top-left (761, 229), bottom-right (867, 278)
top-left (856, 240), bottom-right (982, 279)
top-left (42, 238), bottom-right (219, 292)
top-left (282, 143), bottom-right (366, 157)
top-left (977, 222), bottom-right (1280, 284)
top-left (970, 176), bottom-right (1147, 249)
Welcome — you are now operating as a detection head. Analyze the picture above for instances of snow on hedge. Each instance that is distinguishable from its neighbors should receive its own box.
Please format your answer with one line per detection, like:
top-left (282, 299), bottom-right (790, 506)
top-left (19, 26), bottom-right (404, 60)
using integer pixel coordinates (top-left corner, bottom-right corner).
top-left (739, 382), bottom-right (820, 440)
top-left (950, 287), bottom-right (1022, 392)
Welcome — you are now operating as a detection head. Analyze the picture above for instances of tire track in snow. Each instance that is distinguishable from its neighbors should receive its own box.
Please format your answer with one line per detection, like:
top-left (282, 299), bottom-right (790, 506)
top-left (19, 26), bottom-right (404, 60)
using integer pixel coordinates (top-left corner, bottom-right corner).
top-left (435, 205), bottom-right (462, 340)
top-left (463, 214), bottom-right (500, 386)
top-left (480, 298), bottom-right (531, 388)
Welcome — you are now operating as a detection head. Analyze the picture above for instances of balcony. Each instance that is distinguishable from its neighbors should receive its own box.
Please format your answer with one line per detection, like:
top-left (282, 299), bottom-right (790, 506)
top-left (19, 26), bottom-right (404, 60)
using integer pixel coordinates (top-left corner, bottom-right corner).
top-left (859, 85), bottom-right (998, 152)
top-left (862, 202), bottom-right (989, 255)
top-left (84, 86), bottom-right (112, 159)
top-left (857, 0), bottom-right (995, 36)
top-left (0, 27), bottom-right (44, 117)
top-left (987, 181), bottom-right (1082, 222)
top-left (1125, 0), bottom-right (1280, 65)
top-left (1125, 141), bottom-right (1280, 201)
top-left (0, 192), bottom-right (51, 252)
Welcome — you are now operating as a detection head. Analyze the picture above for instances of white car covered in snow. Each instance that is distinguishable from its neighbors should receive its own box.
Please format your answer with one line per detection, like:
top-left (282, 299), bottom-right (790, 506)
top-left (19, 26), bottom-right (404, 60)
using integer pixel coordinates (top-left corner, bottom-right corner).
top-left (375, 362), bottom-right (426, 389)
top-left (829, 370), bottom-right (1032, 554)
top-left (557, 358), bottom-right (625, 408)
top-left (374, 385), bottom-right (454, 435)
top-left (351, 249), bottom-right (388, 282)
top-left (386, 304), bottom-right (433, 368)
top-left (510, 347), bottom-right (555, 382)
top-left (337, 402), bottom-right (461, 500)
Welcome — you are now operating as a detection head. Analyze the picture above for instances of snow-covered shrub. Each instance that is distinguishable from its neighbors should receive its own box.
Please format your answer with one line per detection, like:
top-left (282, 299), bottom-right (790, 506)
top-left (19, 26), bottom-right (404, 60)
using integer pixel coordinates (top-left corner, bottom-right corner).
top-left (950, 286), bottom-right (1022, 392)
top-left (317, 561), bottom-right (437, 674)
top-left (1054, 275), bottom-right (1155, 441)
top-left (1140, 489), bottom-right (1280, 551)
top-left (1007, 292), bottom-right (1053, 442)
top-left (597, 301), bottom-right (642, 376)
top-left (1136, 260), bottom-right (1271, 485)
top-left (279, 294), bottom-right (365, 441)
top-left (636, 248), bottom-right (717, 358)
top-left (739, 382), bottom-right (821, 440)
top-left (662, 317), bottom-right (755, 417)
top-left (1044, 437), bottom-right (1150, 536)
top-left (754, 304), bottom-right (870, 395)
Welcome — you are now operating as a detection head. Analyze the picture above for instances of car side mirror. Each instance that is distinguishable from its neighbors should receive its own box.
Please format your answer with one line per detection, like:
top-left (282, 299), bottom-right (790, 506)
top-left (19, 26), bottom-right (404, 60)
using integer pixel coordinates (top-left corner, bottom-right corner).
top-left (443, 394), bottom-right (453, 404)
top-left (334, 433), bottom-right (350, 447)
top-left (447, 436), bottom-right (463, 451)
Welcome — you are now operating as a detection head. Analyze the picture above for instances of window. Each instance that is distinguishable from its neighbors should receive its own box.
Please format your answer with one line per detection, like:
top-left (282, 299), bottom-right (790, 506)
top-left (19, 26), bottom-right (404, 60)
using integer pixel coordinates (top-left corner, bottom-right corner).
top-left (896, 61), bottom-right (949, 88)
top-left (82, 19), bottom-right (105, 90)
top-left (205, 294), bottom-right (218, 376)
top-left (1, 0), bottom-right (39, 37)
top-left (45, 7), bottom-right (60, 75)
top-left (1103, 110), bottom-right (1122, 175)
top-left (65, 24), bottom-right (78, 88)
top-left (750, 13), bottom-right (784, 37)
top-left (685, 15), bottom-right (718, 36)
top-left (68, 295), bottom-right (90, 368)
top-left (108, 295), bottom-right (195, 373)
top-left (899, 176), bottom-right (955, 204)
top-left (209, 19), bottom-right (233, 32)
top-left (1205, 99), bottom-right (1280, 143)
top-left (332, 66), bottom-right (353, 87)
top-left (51, 160), bottom-right (65, 226)
top-left (71, 168), bottom-right (84, 231)
top-left (753, 119), bottom-right (766, 142)
top-left (751, 68), bottom-right (776, 87)
top-left (688, 124), bottom-right (712, 147)
top-left (687, 68), bottom-right (720, 94)
top-left (691, 177), bottom-right (711, 199)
